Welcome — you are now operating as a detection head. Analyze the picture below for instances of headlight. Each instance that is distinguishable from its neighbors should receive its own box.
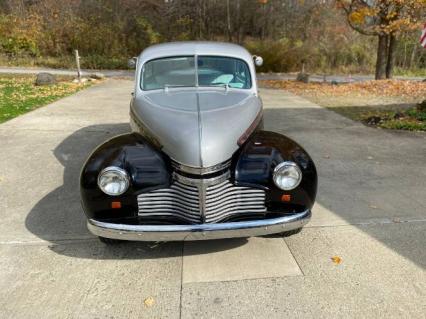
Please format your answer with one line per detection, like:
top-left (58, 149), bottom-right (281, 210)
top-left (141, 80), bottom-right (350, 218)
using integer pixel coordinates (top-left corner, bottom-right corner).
top-left (273, 161), bottom-right (302, 190)
top-left (97, 166), bottom-right (130, 196)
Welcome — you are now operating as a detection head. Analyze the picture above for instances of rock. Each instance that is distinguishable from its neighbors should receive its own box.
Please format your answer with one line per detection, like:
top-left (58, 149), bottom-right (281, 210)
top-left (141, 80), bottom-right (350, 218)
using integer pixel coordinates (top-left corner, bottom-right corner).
top-left (366, 116), bottom-right (382, 125)
top-left (417, 100), bottom-right (426, 112)
top-left (72, 78), bottom-right (88, 83)
top-left (393, 112), bottom-right (404, 119)
top-left (35, 72), bottom-right (56, 86)
top-left (89, 72), bottom-right (105, 80)
top-left (296, 72), bottom-right (309, 83)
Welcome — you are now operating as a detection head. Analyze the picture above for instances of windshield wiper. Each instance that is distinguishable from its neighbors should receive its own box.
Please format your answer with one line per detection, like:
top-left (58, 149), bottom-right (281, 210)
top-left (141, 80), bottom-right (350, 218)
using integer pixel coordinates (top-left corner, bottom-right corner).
top-left (164, 84), bottom-right (193, 92)
top-left (208, 83), bottom-right (229, 91)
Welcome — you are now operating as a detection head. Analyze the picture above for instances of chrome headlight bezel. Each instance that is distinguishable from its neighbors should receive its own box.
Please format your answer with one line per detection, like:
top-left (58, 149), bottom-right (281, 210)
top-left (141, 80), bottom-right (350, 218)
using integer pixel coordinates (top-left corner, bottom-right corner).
top-left (273, 161), bottom-right (302, 191)
top-left (97, 166), bottom-right (130, 196)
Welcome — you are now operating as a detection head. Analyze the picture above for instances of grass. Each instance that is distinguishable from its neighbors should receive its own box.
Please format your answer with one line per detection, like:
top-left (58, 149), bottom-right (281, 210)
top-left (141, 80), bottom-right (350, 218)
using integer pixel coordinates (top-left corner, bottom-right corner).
top-left (393, 67), bottom-right (426, 77)
top-left (0, 74), bottom-right (92, 124)
top-left (359, 106), bottom-right (426, 131)
top-left (0, 54), bottom-right (128, 70)
top-left (259, 79), bottom-right (426, 132)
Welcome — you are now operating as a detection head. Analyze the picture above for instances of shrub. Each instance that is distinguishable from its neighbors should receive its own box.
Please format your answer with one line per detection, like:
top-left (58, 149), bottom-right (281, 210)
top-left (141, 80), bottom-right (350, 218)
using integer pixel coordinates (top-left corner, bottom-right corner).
top-left (0, 15), bottom-right (40, 56)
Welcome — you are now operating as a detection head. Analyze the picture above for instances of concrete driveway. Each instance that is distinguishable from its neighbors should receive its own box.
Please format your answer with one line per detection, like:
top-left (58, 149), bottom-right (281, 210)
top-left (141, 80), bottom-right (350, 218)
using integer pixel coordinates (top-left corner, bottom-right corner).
top-left (0, 80), bottom-right (425, 318)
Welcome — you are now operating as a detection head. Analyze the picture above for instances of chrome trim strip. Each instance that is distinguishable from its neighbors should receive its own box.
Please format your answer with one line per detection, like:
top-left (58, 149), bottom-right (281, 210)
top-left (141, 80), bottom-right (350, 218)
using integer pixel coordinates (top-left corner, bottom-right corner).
top-left (173, 171), bottom-right (230, 187)
top-left (87, 210), bottom-right (311, 241)
top-left (199, 182), bottom-right (207, 223)
top-left (172, 160), bottom-right (231, 175)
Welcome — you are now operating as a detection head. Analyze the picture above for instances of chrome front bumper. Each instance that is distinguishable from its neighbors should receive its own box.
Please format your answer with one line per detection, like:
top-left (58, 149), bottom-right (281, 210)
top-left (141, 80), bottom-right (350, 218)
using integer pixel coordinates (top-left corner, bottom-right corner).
top-left (87, 210), bottom-right (311, 241)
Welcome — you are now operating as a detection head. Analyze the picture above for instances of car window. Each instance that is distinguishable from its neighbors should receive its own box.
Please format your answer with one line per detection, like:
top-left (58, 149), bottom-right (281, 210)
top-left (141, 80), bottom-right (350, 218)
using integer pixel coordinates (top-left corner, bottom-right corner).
top-left (141, 56), bottom-right (251, 90)
top-left (142, 56), bottom-right (195, 90)
top-left (198, 56), bottom-right (251, 89)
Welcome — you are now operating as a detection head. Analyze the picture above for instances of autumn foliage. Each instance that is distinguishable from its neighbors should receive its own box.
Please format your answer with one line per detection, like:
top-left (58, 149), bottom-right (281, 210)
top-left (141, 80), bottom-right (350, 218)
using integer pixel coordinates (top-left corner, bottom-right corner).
top-left (0, 0), bottom-right (425, 73)
top-left (338, 0), bottom-right (426, 79)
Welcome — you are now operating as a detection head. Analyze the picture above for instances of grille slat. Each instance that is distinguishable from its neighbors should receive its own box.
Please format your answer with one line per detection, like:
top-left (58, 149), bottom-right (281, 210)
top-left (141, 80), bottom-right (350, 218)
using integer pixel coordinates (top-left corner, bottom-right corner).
top-left (205, 191), bottom-right (265, 206)
top-left (137, 177), bottom-right (266, 223)
top-left (138, 202), bottom-right (200, 212)
top-left (205, 201), bottom-right (266, 214)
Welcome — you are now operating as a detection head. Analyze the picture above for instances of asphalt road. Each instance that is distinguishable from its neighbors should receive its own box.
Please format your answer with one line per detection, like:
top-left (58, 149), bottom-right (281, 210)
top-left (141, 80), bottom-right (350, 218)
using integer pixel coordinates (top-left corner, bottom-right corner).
top-left (0, 80), bottom-right (425, 318)
top-left (0, 66), bottom-right (424, 83)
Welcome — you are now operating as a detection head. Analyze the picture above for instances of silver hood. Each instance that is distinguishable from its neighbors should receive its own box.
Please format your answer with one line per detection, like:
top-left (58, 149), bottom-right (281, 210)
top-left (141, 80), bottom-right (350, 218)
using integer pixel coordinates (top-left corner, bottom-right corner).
top-left (131, 88), bottom-right (262, 168)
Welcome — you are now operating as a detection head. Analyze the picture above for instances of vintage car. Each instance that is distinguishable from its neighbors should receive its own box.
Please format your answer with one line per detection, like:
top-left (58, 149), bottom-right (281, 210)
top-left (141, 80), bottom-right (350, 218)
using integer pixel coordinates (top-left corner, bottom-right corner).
top-left (80, 41), bottom-right (317, 243)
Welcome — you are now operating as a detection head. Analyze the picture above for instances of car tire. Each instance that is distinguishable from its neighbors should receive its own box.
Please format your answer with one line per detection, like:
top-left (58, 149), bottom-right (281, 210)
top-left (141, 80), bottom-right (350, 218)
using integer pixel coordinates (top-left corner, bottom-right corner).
top-left (98, 236), bottom-right (122, 245)
top-left (280, 227), bottom-right (303, 237)
top-left (262, 227), bottom-right (303, 238)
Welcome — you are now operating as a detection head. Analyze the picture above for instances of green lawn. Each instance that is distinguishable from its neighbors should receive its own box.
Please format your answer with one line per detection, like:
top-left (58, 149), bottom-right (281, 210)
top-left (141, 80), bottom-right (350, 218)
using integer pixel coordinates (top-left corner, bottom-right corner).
top-left (0, 75), bottom-right (91, 124)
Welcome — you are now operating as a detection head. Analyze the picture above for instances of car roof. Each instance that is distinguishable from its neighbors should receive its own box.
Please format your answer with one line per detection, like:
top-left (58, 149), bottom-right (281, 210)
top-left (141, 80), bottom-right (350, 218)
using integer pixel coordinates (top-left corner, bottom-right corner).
top-left (138, 41), bottom-right (253, 64)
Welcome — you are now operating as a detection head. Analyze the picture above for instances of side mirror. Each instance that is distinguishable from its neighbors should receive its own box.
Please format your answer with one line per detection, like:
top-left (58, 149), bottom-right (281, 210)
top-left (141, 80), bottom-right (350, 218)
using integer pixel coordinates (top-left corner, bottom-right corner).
top-left (253, 55), bottom-right (263, 67)
top-left (128, 57), bottom-right (137, 69)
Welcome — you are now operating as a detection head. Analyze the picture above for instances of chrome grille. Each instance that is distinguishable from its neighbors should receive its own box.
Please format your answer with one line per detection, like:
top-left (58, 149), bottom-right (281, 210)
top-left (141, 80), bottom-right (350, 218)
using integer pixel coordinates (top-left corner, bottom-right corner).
top-left (137, 178), bottom-right (266, 224)
top-left (204, 180), bottom-right (266, 223)
top-left (137, 181), bottom-right (201, 223)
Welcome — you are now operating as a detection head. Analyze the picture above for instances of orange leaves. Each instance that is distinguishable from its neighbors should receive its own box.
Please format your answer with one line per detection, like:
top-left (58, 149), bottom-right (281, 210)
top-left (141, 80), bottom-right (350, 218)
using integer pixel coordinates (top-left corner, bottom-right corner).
top-left (342, 0), bottom-right (424, 35)
top-left (260, 79), bottom-right (426, 100)
top-left (331, 256), bottom-right (342, 264)
top-left (349, 7), bottom-right (377, 25)
top-left (143, 296), bottom-right (155, 308)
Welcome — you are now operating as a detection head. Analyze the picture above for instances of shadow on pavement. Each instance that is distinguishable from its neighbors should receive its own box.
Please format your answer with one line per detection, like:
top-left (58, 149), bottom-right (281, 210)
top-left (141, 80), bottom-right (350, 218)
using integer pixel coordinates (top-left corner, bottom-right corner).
top-left (263, 107), bottom-right (426, 269)
top-left (25, 105), bottom-right (426, 267)
top-left (24, 123), bottom-right (247, 259)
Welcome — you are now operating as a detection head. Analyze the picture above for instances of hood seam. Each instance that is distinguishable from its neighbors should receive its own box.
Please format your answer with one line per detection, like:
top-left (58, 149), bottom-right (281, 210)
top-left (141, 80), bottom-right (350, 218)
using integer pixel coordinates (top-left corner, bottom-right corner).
top-left (196, 91), bottom-right (203, 167)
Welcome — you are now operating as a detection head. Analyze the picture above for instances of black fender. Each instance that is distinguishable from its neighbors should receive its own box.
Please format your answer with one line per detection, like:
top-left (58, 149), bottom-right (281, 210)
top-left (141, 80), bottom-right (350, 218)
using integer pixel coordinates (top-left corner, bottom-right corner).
top-left (80, 133), bottom-right (171, 221)
top-left (234, 130), bottom-right (317, 214)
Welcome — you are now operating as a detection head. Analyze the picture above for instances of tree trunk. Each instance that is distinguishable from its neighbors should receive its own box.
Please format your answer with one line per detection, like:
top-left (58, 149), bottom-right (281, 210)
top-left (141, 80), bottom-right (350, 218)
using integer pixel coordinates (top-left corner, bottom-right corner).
top-left (375, 34), bottom-right (388, 80)
top-left (402, 41), bottom-right (407, 69)
top-left (236, 0), bottom-right (241, 43)
top-left (386, 34), bottom-right (396, 79)
top-left (409, 43), bottom-right (417, 69)
top-left (226, 0), bottom-right (232, 41)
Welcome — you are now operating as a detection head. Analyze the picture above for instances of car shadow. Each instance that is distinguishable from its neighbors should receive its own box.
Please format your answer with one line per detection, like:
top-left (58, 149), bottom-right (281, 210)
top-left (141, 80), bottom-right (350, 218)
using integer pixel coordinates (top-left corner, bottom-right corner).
top-left (24, 123), bottom-right (248, 260)
top-left (25, 105), bottom-right (426, 267)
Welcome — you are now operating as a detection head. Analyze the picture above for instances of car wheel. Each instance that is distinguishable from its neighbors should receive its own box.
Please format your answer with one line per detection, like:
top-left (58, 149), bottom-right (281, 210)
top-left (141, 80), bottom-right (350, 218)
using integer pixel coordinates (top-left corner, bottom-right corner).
top-left (98, 236), bottom-right (122, 245)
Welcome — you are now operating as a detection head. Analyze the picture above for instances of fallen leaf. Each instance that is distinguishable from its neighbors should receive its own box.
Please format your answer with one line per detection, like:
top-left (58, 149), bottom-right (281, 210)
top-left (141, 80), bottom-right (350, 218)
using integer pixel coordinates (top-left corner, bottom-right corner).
top-left (144, 296), bottom-right (155, 308)
top-left (331, 256), bottom-right (342, 264)
top-left (259, 79), bottom-right (426, 101)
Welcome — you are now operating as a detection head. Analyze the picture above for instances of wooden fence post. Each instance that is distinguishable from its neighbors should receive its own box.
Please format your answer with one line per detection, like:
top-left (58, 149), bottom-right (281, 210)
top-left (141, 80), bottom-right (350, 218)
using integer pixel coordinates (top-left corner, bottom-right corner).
top-left (74, 50), bottom-right (81, 83)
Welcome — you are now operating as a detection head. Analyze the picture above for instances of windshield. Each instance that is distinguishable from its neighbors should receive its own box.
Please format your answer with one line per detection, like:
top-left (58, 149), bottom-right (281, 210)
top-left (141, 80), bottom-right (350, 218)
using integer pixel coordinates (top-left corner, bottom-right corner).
top-left (141, 56), bottom-right (251, 90)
